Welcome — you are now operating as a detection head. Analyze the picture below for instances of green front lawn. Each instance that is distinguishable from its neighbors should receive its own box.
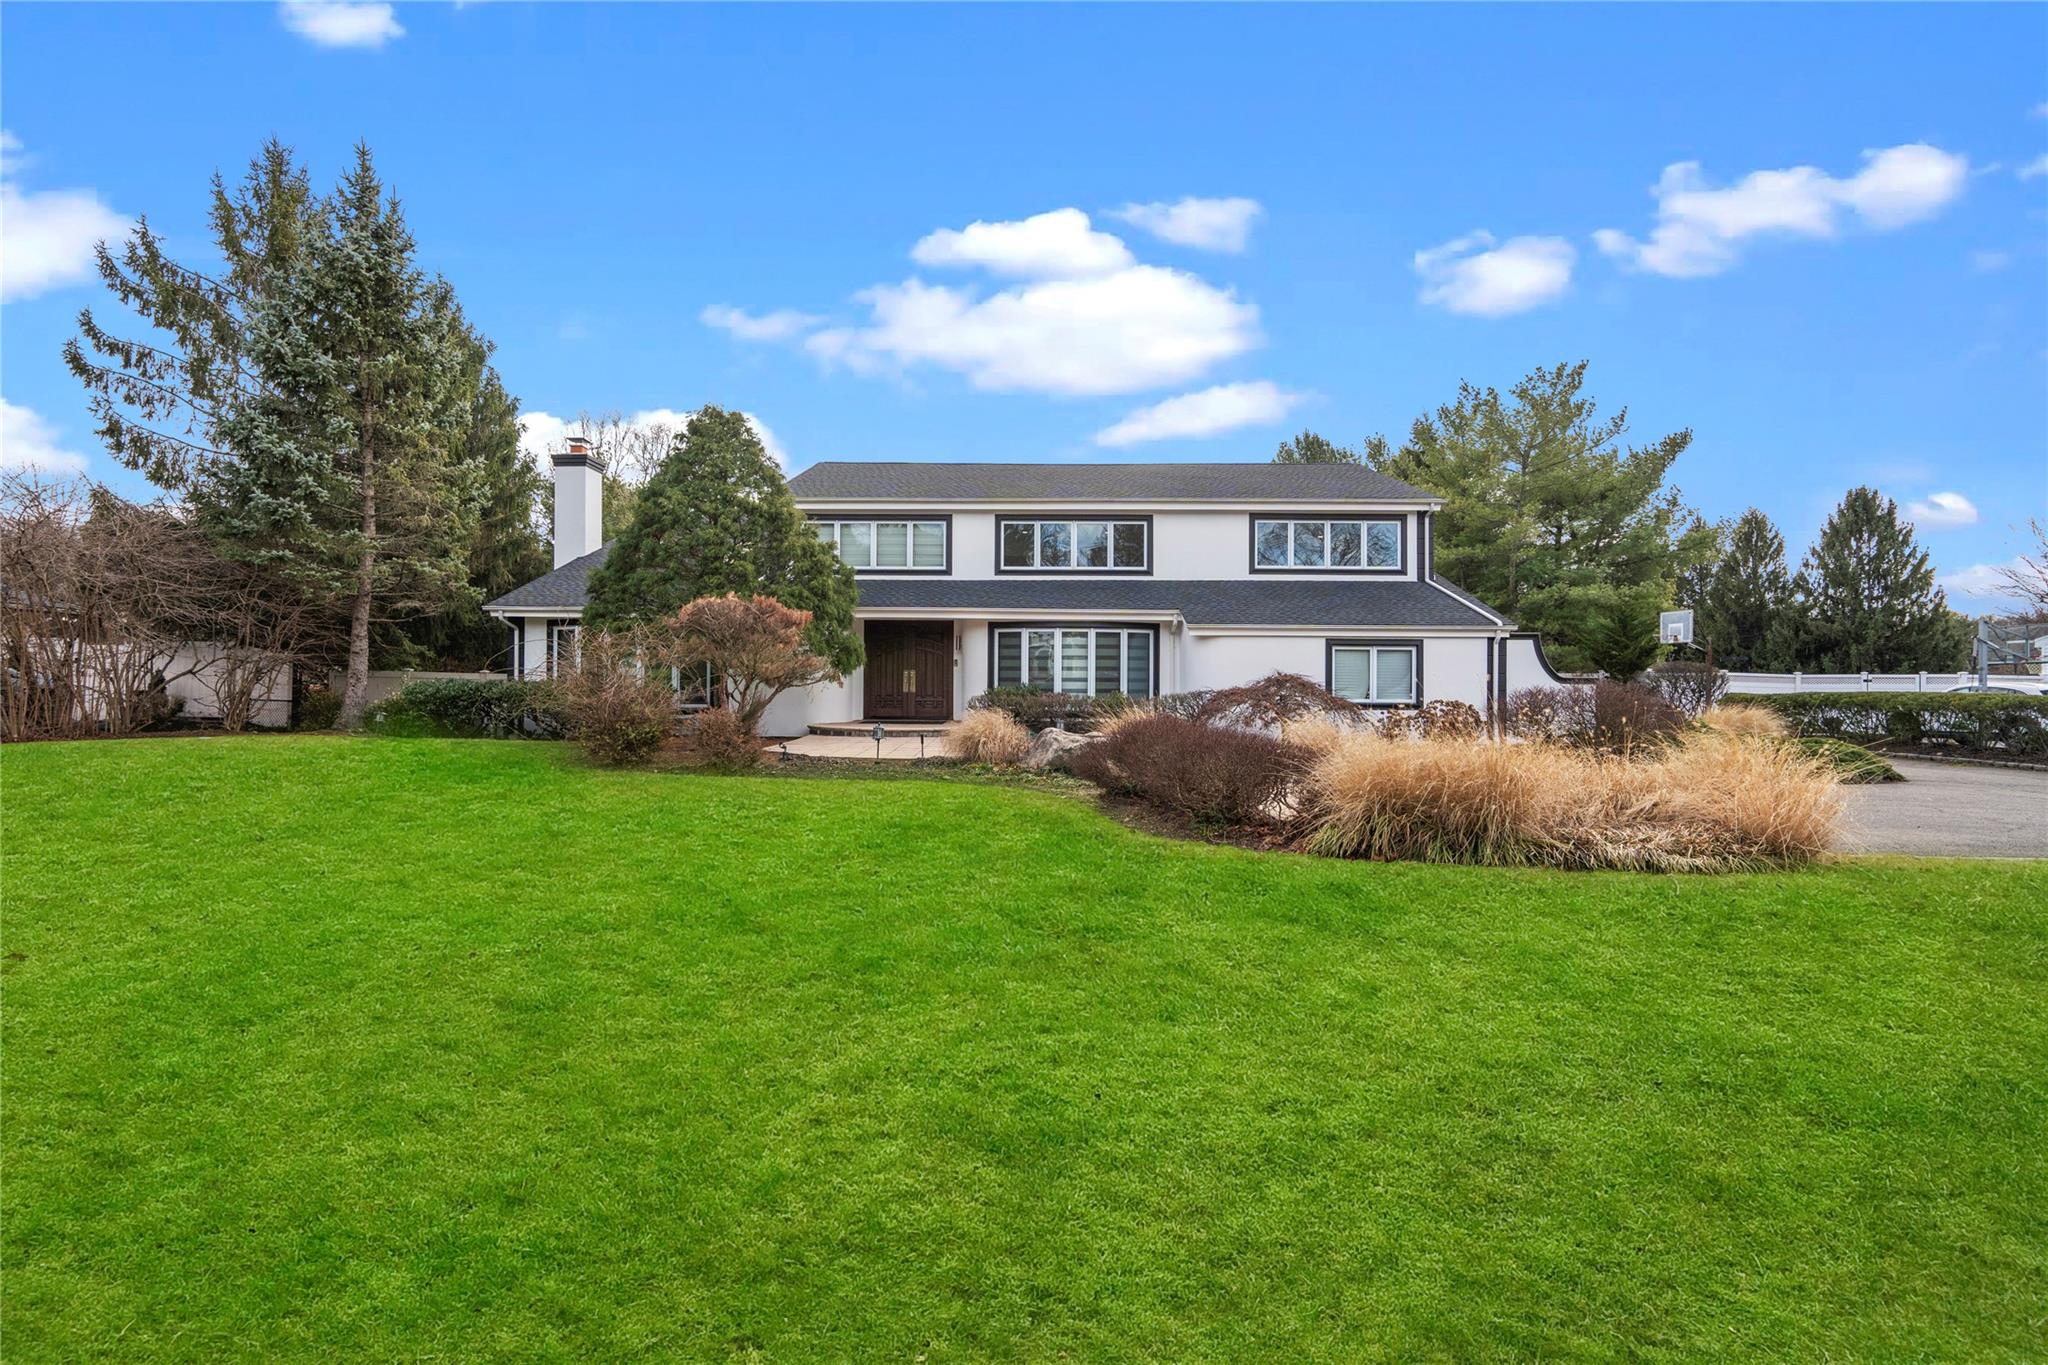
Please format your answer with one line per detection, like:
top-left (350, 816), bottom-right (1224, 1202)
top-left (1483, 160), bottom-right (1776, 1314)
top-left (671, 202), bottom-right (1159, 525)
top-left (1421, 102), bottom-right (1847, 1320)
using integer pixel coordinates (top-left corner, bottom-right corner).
top-left (4, 737), bottom-right (2043, 1359)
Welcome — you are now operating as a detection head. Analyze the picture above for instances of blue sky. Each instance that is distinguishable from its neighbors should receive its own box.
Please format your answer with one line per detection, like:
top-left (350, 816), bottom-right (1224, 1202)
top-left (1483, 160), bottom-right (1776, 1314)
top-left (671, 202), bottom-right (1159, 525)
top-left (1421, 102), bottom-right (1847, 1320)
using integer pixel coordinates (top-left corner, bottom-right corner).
top-left (2, 2), bottom-right (2043, 608)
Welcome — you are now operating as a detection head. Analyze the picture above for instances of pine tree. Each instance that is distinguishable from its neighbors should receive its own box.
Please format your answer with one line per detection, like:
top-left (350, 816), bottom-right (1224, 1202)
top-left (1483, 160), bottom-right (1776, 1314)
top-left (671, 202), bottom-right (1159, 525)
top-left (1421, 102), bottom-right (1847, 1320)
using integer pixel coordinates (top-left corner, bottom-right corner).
top-left (1272, 430), bottom-right (1361, 464)
top-left (1368, 361), bottom-right (1713, 672)
top-left (583, 406), bottom-right (862, 671)
top-left (211, 145), bottom-right (478, 726)
top-left (1688, 508), bottom-right (1796, 670)
top-left (1788, 487), bottom-right (1972, 672)
top-left (65, 140), bottom-right (316, 488)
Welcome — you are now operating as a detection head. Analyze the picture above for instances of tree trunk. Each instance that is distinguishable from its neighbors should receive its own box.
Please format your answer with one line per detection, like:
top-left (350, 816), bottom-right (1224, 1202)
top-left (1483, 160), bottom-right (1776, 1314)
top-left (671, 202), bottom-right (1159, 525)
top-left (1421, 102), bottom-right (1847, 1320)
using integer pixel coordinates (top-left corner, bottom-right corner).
top-left (336, 435), bottom-right (377, 728)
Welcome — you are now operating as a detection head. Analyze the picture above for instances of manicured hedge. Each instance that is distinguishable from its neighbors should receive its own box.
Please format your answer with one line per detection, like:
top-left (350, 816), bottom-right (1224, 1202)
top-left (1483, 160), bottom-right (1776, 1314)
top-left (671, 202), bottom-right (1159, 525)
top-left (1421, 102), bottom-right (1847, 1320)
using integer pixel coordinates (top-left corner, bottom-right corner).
top-left (1726, 691), bottom-right (2048, 754)
top-left (364, 679), bottom-right (570, 739)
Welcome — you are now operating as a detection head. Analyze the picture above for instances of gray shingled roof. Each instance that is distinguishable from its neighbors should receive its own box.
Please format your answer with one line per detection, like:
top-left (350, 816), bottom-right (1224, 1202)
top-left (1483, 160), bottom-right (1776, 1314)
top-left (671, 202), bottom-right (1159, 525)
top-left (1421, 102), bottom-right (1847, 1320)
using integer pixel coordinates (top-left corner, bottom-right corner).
top-left (483, 543), bottom-right (610, 612)
top-left (787, 462), bottom-right (1437, 503)
top-left (854, 577), bottom-right (1505, 628)
top-left (484, 540), bottom-right (1506, 628)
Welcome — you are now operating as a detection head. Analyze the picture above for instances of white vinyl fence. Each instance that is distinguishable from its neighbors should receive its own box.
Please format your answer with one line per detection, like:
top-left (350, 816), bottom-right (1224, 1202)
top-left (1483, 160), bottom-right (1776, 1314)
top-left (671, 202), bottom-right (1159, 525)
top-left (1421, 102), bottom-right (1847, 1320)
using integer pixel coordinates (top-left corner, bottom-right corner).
top-left (1727, 671), bottom-right (1990, 695)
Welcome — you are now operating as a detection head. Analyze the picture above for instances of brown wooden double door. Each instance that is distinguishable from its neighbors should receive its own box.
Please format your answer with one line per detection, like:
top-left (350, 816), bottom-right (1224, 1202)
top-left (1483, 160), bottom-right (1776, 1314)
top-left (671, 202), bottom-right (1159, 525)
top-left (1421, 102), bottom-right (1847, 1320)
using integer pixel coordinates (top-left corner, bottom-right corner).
top-left (864, 622), bottom-right (954, 720)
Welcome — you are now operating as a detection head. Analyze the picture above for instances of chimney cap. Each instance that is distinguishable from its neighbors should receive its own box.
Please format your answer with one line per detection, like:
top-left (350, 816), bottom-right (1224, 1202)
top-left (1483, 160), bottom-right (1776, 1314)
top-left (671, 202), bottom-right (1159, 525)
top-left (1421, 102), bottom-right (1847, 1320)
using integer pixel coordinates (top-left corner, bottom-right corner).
top-left (552, 435), bottom-right (607, 472)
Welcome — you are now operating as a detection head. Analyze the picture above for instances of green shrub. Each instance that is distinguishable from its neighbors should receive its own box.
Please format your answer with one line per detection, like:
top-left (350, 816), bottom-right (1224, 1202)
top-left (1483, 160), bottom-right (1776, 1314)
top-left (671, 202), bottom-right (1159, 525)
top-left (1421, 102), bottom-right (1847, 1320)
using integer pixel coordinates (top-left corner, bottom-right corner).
top-left (968, 687), bottom-right (1131, 733)
top-left (1728, 692), bottom-right (2048, 755)
top-left (1791, 737), bottom-right (1904, 784)
top-left (365, 679), bottom-right (569, 739)
top-left (295, 686), bottom-right (342, 731)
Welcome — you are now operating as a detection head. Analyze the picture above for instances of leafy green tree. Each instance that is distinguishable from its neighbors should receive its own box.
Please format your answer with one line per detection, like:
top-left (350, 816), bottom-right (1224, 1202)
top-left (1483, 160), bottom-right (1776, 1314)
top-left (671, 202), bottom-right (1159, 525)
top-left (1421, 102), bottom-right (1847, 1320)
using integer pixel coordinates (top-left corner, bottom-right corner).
top-left (1686, 508), bottom-right (1797, 670)
top-left (1787, 487), bottom-right (1972, 672)
top-left (1368, 361), bottom-right (1713, 672)
top-left (584, 406), bottom-right (862, 672)
top-left (1272, 430), bottom-right (1362, 464)
top-left (211, 146), bottom-right (479, 726)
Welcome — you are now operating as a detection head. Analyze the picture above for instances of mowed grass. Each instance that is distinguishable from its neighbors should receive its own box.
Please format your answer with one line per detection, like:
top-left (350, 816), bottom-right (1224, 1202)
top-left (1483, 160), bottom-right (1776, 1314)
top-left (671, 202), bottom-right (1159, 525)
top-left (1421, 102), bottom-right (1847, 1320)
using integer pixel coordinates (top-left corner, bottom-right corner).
top-left (3, 738), bottom-right (2044, 1361)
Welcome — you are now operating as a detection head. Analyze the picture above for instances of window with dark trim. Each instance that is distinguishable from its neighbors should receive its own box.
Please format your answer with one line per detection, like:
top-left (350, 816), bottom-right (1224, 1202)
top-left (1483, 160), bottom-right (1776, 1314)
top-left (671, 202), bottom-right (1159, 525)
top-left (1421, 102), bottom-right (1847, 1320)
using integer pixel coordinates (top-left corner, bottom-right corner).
top-left (813, 518), bottom-right (948, 571)
top-left (1252, 516), bottom-right (1403, 571)
top-left (1327, 641), bottom-right (1419, 704)
top-left (991, 627), bottom-right (1153, 697)
top-left (996, 517), bottom-right (1150, 572)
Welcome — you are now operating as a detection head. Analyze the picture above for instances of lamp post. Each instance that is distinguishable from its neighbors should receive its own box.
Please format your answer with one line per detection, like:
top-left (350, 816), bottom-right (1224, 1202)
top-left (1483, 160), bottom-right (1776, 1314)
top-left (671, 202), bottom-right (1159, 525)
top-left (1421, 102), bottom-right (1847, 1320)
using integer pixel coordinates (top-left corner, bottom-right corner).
top-left (871, 721), bottom-right (886, 760)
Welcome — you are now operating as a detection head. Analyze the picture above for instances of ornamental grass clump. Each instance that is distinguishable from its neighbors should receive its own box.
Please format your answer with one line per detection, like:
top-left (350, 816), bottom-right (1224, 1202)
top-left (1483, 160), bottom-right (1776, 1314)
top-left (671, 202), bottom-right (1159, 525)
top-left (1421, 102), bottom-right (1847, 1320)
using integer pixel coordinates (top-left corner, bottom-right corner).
top-left (1699, 703), bottom-right (1787, 738)
top-left (946, 708), bottom-right (1031, 766)
top-left (1296, 730), bottom-right (1842, 871)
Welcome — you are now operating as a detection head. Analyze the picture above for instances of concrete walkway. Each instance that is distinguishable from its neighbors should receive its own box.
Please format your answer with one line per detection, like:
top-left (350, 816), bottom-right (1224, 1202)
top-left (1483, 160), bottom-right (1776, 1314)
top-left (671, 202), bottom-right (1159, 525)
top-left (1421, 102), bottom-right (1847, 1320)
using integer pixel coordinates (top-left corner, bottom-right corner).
top-left (773, 732), bottom-right (955, 761)
top-left (1841, 758), bottom-right (2047, 858)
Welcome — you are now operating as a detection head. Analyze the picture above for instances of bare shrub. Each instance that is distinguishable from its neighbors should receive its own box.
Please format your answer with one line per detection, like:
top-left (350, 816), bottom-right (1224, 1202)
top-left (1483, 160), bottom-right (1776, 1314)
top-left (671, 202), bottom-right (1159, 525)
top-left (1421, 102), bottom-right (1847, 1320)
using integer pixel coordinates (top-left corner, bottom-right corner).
top-left (947, 708), bottom-right (1030, 765)
top-left (1193, 671), bottom-right (1357, 731)
top-left (1068, 713), bottom-right (1307, 827)
top-left (1296, 730), bottom-right (1842, 871)
top-left (1699, 704), bottom-right (1786, 739)
top-left (1642, 661), bottom-right (1728, 718)
top-left (1377, 699), bottom-right (1484, 741)
top-left (689, 705), bottom-right (762, 771)
top-left (554, 629), bottom-right (676, 765)
top-left (1503, 680), bottom-right (1683, 754)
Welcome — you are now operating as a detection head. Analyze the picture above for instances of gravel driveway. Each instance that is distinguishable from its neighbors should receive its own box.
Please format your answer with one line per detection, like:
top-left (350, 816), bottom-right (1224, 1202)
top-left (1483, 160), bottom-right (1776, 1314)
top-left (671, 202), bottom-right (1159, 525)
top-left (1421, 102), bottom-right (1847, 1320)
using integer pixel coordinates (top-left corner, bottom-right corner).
top-left (1841, 759), bottom-right (2048, 858)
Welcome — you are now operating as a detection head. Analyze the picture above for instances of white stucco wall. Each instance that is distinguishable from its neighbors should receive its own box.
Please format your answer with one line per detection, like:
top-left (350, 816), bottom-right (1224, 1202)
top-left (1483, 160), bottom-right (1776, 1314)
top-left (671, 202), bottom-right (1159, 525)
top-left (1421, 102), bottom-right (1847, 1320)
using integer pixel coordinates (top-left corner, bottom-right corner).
top-left (1178, 631), bottom-right (1495, 709)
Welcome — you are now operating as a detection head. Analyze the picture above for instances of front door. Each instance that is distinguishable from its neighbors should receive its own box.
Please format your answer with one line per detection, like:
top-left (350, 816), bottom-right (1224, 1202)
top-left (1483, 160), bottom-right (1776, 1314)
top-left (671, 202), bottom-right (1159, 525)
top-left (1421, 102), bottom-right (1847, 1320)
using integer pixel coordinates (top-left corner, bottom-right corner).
top-left (864, 622), bottom-right (953, 720)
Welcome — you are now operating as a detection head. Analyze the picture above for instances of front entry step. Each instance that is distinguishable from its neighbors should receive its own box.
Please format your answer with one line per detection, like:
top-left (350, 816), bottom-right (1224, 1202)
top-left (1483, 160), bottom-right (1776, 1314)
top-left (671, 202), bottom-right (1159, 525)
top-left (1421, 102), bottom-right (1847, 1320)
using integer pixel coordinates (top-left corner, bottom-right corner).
top-left (809, 719), bottom-right (955, 737)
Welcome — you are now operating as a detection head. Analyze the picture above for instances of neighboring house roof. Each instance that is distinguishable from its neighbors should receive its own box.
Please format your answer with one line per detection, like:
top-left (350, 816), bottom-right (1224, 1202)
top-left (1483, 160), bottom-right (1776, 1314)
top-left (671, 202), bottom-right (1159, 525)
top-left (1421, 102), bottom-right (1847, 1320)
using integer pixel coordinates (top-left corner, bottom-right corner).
top-left (855, 577), bottom-right (1505, 628)
top-left (483, 544), bottom-right (610, 613)
top-left (787, 461), bottom-right (1438, 504)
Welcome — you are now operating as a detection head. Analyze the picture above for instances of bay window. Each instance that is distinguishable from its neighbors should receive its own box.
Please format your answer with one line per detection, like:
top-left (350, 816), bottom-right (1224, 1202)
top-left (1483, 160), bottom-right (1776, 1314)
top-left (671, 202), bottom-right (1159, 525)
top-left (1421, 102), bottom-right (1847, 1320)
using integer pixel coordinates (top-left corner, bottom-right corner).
top-left (813, 518), bottom-right (948, 571)
top-left (1252, 517), bottom-right (1403, 571)
top-left (993, 627), bottom-right (1154, 698)
top-left (1327, 641), bottom-right (1419, 705)
top-left (998, 517), bottom-right (1150, 572)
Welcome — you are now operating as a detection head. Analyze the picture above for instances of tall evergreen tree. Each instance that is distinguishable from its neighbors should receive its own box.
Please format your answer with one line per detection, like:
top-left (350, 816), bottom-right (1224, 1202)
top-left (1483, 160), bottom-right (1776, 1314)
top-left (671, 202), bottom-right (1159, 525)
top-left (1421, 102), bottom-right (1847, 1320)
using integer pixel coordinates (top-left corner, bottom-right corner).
top-left (210, 146), bottom-right (478, 726)
top-left (1687, 508), bottom-right (1797, 670)
top-left (1368, 361), bottom-right (1712, 672)
top-left (1272, 430), bottom-right (1362, 464)
top-left (583, 406), bottom-right (862, 672)
top-left (65, 140), bottom-right (316, 489)
top-left (1788, 487), bottom-right (1972, 672)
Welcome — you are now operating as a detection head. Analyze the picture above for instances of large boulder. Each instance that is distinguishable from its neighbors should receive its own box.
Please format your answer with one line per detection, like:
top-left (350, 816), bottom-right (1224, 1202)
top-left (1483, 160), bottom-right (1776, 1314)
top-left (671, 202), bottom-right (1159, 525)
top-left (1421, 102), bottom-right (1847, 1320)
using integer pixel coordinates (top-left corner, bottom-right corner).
top-left (1024, 727), bottom-right (1098, 771)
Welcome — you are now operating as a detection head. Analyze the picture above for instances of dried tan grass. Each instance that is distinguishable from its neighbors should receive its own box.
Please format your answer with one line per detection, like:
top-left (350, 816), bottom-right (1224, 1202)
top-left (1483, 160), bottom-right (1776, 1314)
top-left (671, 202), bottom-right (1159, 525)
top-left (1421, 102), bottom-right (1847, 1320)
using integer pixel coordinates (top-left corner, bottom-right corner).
top-left (947, 708), bottom-right (1031, 766)
top-left (1089, 701), bottom-right (1157, 740)
top-left (1297, 730), bottom-right (1842, 871)
top-left (1699, 704), bottom-right (1787, 739)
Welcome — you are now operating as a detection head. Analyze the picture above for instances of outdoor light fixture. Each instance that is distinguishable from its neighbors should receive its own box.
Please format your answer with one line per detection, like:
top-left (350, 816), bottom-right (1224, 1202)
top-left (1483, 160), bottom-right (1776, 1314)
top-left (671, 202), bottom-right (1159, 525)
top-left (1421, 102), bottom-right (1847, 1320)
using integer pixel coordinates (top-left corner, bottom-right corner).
top-left (872, 721), bottom-right (886, 760)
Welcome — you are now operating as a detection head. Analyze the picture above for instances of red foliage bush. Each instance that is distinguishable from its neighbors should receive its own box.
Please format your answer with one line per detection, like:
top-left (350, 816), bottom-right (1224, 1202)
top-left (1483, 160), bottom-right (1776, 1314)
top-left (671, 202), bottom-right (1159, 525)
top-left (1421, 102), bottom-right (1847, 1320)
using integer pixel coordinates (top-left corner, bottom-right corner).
top-left (1193, 671), bottom-right (1358, 731)
top-left (1505, 680), bottom-right (1685, 754)
top-left (1068, 713), bottom-right (1307, 826)
top-left (1377, 699), bottom-right (1484, 740)
top-left (689, 705), bottom-right (763, 771)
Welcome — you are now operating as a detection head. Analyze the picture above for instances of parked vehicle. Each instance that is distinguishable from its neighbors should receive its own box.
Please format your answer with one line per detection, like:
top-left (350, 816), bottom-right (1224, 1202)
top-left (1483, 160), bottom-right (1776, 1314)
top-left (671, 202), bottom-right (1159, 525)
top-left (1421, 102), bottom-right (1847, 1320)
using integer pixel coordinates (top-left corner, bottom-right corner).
top-left (1946, 679), bottom-right (2048, 696)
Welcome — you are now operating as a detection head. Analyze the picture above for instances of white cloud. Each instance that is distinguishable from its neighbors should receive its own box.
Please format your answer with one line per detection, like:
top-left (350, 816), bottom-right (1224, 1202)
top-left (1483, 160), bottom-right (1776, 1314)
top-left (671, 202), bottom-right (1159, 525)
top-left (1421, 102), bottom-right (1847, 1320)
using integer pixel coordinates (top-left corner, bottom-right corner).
top-left (0, 135), bottom-right (128, 303)
top-left (805, 265), bottom-right (1260, 397)
top-left (278, 1), bottom-right (403, 47)
top-left (1939, 559), bottom-right (2024, 605)
top-left (1093, 381), bottom-right (1301, 448)
top-left (0, 398), bottom-right (90, 474)
top-left (1595, 143), bottom-right (1970, 278)
top-left (910, 208), bottom-right (1133, 279)
top-left (1413, 231), bottom-right (1575, 317)
top-left (2019, 154), bottom-right (2048, 181)
top-left (1905, 490), bottom-right (1979, 529)
top-left (698, 304), bottom-right (823, 342)
top-left (1970, 249), bottom-right (2013, 272)
top-left (518, 407), bottom-right (788, 473)
top-left (1109, 197), bottom-right (1263, 253)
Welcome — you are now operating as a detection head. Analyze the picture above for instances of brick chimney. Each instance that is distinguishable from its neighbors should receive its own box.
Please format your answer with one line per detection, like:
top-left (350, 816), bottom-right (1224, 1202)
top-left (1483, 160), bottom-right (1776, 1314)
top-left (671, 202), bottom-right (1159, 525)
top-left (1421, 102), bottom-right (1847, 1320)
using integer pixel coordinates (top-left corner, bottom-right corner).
top-left (551, 435), bottom-right (606, 567)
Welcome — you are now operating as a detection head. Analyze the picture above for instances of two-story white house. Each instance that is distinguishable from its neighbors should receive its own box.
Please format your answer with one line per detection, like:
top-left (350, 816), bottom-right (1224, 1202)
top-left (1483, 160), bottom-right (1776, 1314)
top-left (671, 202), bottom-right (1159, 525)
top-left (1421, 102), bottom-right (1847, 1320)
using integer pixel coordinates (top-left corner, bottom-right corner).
top-left (485, 443), bottom-right (1571, 737)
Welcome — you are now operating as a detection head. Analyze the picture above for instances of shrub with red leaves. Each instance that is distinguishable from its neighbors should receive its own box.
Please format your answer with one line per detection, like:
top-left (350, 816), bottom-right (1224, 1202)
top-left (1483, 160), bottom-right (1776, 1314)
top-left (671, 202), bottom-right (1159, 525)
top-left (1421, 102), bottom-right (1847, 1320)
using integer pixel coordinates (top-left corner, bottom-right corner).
top-left (1192, 672), bottom-right (1358, 731)
top-left (1069, 713), bottom-right (1308, 826)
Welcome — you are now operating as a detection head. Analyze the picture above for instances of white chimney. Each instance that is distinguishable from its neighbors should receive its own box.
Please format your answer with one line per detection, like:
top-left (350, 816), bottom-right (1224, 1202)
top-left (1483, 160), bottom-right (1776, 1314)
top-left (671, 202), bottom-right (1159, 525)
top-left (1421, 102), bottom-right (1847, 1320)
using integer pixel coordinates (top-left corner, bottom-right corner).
top-left (551, 435), bottom-right (605, 567)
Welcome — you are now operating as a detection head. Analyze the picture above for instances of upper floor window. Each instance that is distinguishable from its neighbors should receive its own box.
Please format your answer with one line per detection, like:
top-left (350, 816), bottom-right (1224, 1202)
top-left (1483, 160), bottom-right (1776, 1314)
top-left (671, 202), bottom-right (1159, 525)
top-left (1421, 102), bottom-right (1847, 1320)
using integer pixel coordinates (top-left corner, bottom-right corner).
top-left (998, 517), bottom-right (1149, 572)
top-left (1253, 517), bottom-right (1402, 571)
top-left (814, 519), bottom-right (947, 571)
